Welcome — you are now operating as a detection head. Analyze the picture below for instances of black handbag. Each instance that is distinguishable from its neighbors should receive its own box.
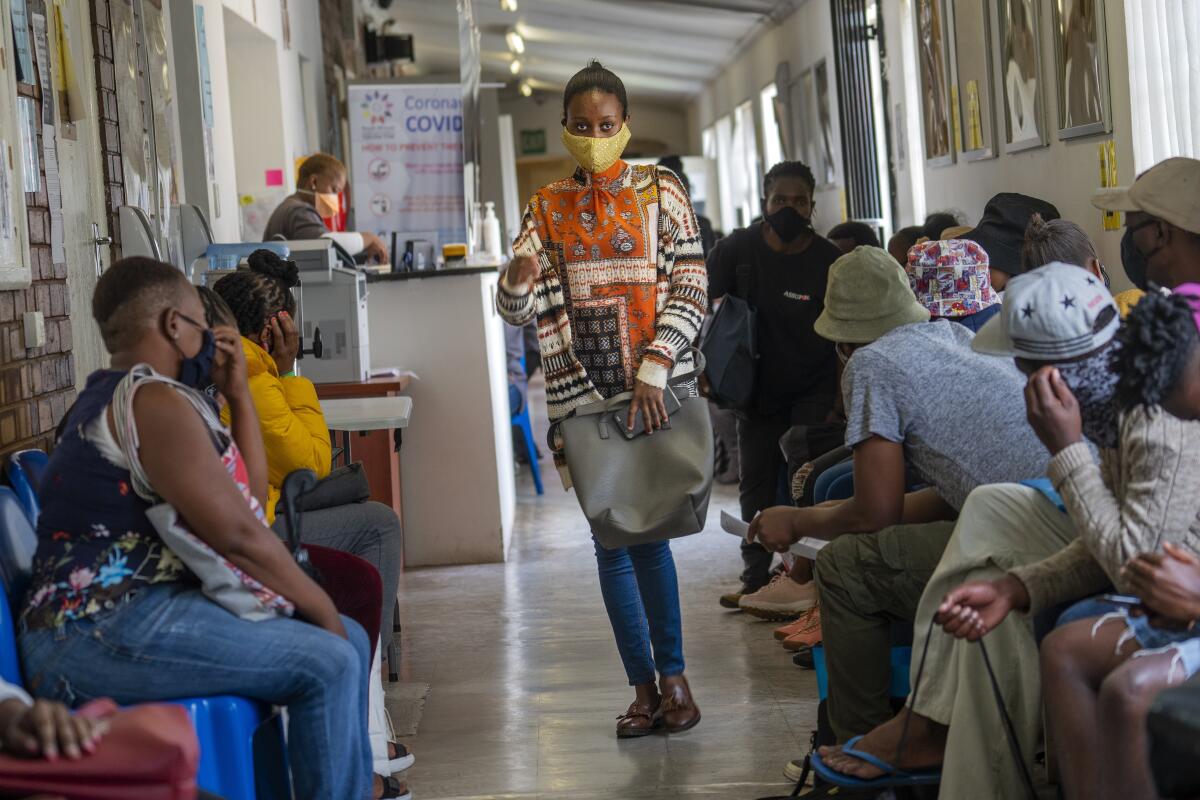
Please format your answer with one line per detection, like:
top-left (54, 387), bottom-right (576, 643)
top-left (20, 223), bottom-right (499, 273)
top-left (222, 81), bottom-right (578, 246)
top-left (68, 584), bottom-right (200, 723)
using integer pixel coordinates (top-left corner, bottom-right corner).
top-left (701, 233), bottom-right (758, 411)
top-left (275, 462), bottom-right (371, 515)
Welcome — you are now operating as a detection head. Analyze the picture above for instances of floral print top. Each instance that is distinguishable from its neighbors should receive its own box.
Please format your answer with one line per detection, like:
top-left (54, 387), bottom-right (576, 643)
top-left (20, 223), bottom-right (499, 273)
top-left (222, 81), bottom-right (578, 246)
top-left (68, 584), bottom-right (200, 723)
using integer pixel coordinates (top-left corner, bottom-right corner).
top-left (22, 369), bottom-right (265, 630)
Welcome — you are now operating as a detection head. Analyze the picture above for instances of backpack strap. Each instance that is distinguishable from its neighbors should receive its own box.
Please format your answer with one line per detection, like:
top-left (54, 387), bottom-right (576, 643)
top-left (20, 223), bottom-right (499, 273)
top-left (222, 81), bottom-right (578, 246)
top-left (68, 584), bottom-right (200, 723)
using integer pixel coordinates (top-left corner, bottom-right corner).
top-left (734, 228), bottom-right (755, 305)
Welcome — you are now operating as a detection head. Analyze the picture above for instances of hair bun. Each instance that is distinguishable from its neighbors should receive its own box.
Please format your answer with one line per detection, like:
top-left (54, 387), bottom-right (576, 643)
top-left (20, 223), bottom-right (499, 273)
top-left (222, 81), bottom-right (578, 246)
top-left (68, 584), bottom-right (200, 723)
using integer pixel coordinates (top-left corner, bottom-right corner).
top-left (248, 249), bottom-right (300, 289)
top-left (1024, 212), bottom-right (1050, 241)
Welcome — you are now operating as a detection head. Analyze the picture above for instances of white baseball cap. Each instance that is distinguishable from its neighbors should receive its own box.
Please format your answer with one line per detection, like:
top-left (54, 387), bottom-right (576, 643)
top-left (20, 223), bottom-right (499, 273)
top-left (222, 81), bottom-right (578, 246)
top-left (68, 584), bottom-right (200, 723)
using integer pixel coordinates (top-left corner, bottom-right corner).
top-left (972, 262), bottom-right (1120, 360)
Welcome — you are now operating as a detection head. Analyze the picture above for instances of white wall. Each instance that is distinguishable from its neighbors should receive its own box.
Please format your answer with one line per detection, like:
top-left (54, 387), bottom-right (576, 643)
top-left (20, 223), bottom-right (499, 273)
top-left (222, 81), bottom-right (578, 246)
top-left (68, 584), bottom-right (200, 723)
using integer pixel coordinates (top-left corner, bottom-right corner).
top-left (690, 0), bottom-right (844, 234)
top-left (184, 0), bottom-right (326, 242)
top-left (192, 0), bottom-right (240, 241)
top-left (224, 12), bottom-right (287, 200)
top-left (499, 94), bottom-right (692, 158)
top-left (901, 0), bottom-right (1135, 288)
top-left (691, 0), bottom-right (1136, 285)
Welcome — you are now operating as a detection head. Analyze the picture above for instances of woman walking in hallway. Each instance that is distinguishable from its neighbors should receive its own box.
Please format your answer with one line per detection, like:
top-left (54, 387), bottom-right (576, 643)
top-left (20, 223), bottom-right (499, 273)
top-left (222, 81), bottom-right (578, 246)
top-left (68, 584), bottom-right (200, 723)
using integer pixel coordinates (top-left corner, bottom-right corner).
top-left (496, 61), bottom-right (708, 737)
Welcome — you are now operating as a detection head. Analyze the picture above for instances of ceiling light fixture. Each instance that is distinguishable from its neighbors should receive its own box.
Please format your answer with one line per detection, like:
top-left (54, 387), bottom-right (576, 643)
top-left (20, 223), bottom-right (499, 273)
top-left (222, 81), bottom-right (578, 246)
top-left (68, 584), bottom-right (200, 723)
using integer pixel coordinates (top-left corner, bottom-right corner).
top-left (506, 30), bottom-right (525, 54)
top-left (500, 0), bottom-right (518, 11)
top-left (509, 59), bottom-right (522, 75)
top-left (519, 81), bottom-right (533, 97)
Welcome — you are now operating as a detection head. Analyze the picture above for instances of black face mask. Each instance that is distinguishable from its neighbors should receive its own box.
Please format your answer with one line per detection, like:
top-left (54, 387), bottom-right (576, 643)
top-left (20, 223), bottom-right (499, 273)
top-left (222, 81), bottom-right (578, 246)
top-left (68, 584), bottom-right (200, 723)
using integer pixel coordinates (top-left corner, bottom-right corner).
top-left (765, 206), bottom-right (812, 243)
top-left (1119, 226), bottom-right (1151, 291)
top-left (178, 329), bottom-right (216, 390)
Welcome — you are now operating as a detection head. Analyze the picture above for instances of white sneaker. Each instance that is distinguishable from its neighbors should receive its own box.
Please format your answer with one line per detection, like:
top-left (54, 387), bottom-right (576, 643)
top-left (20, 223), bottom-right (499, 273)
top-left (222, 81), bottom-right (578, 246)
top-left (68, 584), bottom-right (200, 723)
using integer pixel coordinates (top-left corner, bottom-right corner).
top-left (784, 756), bottom-right (811, 784)
top-left (738, 575), bottom-right (817, 620)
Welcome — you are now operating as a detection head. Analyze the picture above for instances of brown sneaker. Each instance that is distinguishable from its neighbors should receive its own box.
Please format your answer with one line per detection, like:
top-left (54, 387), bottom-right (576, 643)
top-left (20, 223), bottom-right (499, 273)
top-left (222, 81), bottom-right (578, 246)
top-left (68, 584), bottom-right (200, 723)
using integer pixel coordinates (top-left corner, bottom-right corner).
top-left (781, 606), bottom-right (822, 651)
top-left (616, 694), bottom-right (661, 738)
top-left (719, 591), bottom-right (744, 609)
top-left (658, 675), bottom-right (701, 734)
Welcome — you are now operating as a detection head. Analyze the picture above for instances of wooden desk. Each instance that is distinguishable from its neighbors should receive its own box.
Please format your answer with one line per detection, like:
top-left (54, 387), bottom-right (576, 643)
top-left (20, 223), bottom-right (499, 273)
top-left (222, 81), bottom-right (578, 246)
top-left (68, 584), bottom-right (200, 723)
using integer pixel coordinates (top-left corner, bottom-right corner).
top-left (314, 377), bottom-right (412, 525)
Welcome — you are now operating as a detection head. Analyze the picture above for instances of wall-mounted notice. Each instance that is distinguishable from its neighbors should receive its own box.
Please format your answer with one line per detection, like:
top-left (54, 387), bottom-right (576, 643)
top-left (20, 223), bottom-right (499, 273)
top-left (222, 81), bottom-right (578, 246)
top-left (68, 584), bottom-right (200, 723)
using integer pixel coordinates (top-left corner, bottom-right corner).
top-left (347, 83), bottom-right (465, 261)
top-left (10, 0), bottom-right (33, 84)
top-left (16, 97), bottom-right (38, 194)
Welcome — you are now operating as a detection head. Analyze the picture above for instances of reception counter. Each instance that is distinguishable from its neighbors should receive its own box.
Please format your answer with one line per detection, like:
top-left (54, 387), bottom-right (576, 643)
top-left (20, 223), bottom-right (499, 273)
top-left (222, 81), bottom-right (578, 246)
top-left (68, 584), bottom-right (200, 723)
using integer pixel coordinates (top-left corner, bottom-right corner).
top-left (365, 268), bottom-right (516, 567)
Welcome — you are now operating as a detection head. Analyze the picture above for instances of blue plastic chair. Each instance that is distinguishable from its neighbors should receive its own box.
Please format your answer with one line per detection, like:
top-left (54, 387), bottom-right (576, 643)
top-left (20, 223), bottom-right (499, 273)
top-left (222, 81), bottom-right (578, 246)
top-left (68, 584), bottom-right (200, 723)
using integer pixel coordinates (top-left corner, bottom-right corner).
top-left (5, 449), bottom-right (47, 526)
top-left (812, 643), bottom-right (912, 702)
top-left (0, 464), bottom-right (289, 800)
top-left (511, 357), bottom-right (544, 495)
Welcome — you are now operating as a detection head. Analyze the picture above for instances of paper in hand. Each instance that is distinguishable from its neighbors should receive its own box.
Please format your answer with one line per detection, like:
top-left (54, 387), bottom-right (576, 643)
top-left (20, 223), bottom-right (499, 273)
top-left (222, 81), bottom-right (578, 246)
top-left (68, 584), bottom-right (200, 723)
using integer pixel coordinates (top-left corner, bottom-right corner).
top-left (720, 510), bottom-right (749, 538)
top-left (720, 508), bottom-right (827, 560)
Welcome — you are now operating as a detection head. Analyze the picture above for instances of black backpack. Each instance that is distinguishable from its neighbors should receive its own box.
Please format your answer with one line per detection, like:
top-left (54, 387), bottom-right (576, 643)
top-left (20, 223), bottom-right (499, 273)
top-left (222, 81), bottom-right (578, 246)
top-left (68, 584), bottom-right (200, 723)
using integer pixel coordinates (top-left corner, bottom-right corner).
top-left (701, 233), bottom-right (758, 411)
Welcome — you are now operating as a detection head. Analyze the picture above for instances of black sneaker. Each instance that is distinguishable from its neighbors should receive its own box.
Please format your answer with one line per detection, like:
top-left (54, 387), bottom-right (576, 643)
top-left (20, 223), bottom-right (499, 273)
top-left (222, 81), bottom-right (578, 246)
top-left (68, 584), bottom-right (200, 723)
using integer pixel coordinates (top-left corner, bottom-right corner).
top-left (792, 645), bottom-right (815, 669)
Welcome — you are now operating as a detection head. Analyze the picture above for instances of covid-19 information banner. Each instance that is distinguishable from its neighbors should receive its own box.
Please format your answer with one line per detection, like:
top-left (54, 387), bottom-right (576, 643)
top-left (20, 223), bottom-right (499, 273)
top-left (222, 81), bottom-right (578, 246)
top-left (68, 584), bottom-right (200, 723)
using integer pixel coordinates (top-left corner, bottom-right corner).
top-left (347, 83), bottom-right (466, 264)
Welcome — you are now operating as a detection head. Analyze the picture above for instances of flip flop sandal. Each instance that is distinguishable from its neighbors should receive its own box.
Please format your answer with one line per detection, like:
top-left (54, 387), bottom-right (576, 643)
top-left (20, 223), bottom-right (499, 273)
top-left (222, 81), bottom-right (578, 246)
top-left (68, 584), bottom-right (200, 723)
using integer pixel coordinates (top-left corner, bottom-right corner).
top-left (809, 735), bottom-right (941, 789)
top-left (376, 707), bottom-right (416, 774)
top-left (377, 740), bottom-right (415, 774)
top-left (377, 774), bottom-right (412, 800)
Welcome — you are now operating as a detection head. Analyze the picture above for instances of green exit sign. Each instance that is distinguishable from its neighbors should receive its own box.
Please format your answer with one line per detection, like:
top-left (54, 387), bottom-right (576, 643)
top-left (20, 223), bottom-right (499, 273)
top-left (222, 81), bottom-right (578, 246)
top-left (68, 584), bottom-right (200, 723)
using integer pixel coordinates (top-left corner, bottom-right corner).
top-left (520, 129), bottom-right (546, 155)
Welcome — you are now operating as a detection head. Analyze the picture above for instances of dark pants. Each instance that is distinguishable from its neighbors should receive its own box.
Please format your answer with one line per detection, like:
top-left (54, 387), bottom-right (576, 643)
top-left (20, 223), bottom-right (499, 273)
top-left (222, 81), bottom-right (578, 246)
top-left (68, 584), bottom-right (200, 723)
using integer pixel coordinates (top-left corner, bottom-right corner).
top-left (812, 521), bottom-right (956, 741)
top-left (735, 411), bottom-right (791, 590)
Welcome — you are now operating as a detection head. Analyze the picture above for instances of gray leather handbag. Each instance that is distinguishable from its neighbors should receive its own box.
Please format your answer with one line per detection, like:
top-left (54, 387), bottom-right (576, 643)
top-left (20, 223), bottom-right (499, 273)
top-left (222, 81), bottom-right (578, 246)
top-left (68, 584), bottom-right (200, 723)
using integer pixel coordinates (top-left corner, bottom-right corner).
top-left (561, 348), bottom-right (715, 549)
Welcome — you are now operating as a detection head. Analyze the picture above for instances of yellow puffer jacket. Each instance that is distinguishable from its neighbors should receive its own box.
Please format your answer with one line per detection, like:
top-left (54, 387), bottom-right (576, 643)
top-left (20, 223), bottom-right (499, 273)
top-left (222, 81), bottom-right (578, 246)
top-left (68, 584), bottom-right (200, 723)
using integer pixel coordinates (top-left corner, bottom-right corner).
top-left (221, 338), bottom-right (331, 523)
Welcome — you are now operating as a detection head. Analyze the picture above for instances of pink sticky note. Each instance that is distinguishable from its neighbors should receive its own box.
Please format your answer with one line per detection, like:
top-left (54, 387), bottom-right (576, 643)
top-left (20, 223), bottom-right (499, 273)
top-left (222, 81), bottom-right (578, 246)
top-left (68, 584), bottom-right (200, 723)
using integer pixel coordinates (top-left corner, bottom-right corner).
top-left (265, 169), bottom-right (284, 187)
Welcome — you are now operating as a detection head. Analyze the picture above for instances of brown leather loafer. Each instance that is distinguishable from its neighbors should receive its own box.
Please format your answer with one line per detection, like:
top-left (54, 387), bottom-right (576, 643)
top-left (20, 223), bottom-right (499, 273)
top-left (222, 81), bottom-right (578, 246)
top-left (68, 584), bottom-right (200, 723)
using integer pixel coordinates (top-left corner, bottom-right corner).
top-left (616, 695), bottom-right (661, 738)
top-left (658, 675), bottom-right (701, 733)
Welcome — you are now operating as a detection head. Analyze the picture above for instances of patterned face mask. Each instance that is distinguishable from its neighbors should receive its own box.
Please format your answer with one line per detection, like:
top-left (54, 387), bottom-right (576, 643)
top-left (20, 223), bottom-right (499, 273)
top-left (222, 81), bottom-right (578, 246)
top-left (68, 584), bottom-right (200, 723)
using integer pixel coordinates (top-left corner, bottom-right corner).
top-left (561, 124), bottom-right (632, 174)
top-left (1056, 344), bottom-right (1121, 449)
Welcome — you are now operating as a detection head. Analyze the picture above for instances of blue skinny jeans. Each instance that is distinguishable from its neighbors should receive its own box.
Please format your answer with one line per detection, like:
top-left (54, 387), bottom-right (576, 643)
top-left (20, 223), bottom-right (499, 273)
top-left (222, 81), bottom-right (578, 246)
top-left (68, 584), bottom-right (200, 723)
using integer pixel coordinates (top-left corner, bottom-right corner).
top-left (593, 537), bottom-right (685, 686)
top-left (20, 583), bottom-right (372, 800)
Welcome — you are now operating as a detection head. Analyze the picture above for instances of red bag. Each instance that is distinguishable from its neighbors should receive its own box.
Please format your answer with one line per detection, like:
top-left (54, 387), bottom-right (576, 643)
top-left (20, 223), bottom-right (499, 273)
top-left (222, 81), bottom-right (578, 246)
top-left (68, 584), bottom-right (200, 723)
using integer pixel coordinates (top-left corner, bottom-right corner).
top-left (0, 699), bottom-right (199, 800)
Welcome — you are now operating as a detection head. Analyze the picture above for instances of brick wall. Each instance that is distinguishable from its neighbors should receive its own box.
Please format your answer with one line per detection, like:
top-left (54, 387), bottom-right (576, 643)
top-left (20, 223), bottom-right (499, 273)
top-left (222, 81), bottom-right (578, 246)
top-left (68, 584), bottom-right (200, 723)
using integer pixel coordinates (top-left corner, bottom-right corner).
top-left (0, 0), bottom-right (77, 457)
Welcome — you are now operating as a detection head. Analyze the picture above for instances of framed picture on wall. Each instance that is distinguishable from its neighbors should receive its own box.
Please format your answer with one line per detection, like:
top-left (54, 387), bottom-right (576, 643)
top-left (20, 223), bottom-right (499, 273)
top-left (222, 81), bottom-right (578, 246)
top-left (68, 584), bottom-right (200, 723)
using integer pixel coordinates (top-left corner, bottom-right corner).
top-left (794, 68), bottom-right (817, 176)
top-left (916, 0), bottom-right (954, 166)
top-left (948, 0), bottom-right (997, 160)
top-left (812, 59), bottom-right (838, 187)
top-left (998, 0), bottom-right (1049, 152)
top-left (1052, 0), bottom-right (1112, 139)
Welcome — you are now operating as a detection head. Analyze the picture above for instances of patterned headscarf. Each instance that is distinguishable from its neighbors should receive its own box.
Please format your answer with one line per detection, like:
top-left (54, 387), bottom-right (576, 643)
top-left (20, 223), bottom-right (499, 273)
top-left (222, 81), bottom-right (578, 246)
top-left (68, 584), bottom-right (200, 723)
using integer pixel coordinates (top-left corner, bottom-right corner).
top-left (906, 239), bottom-right (1000, 318)
top-left (1056, 342), bottom-right (1121, 449)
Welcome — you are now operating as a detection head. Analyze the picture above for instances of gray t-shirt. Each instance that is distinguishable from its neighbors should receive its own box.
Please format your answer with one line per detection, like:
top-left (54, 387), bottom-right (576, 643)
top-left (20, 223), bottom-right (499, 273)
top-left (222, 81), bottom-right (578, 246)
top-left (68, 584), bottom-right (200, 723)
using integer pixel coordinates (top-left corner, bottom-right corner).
top-left (842, 319), bottom-right (1048, 511)
top-left (262, 194), bottom-right (328, 242)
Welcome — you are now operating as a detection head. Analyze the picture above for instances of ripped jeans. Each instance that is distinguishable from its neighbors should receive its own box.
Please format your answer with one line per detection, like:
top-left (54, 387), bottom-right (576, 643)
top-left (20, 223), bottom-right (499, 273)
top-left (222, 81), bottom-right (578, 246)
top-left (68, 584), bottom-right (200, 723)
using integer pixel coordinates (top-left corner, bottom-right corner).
top-left (20, 582), bottom-right (373, 800)
top-left (1058, 596), bottom-right (1200, 681)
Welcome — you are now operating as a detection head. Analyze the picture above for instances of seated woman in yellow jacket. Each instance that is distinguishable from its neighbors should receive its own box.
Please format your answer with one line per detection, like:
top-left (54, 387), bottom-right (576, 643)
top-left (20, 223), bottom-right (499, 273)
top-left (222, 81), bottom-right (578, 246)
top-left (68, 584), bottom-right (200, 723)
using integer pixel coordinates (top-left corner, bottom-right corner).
top-left (203, 254), bottom-right (411, 783)
top-left (207, 252), bottom-right (401, 640)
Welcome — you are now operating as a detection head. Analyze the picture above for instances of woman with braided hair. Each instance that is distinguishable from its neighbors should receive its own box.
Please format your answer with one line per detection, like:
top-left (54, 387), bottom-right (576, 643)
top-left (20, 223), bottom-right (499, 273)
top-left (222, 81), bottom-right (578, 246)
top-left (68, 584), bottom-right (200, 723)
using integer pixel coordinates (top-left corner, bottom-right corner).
top-left (210, 250), bottom-right (412, 789)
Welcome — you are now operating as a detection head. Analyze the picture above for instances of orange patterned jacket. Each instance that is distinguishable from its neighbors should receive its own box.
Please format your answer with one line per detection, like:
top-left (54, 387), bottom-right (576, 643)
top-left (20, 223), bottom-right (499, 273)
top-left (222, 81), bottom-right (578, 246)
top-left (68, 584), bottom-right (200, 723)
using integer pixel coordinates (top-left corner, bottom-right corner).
top-left (497, 161), bottom-right (708, 438)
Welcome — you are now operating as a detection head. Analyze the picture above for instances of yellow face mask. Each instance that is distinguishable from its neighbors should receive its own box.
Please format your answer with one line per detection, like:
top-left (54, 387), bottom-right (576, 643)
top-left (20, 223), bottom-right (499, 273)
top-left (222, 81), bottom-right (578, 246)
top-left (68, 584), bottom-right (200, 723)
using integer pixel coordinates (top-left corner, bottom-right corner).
top-left (561, 124), bottom-right (632, 174)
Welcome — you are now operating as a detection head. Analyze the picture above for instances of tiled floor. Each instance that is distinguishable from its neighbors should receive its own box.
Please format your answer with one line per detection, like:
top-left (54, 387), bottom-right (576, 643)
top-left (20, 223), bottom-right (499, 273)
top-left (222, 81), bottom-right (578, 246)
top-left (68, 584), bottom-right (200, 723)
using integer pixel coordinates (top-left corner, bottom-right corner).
top-left (393, 467), bottom-right (819, 800)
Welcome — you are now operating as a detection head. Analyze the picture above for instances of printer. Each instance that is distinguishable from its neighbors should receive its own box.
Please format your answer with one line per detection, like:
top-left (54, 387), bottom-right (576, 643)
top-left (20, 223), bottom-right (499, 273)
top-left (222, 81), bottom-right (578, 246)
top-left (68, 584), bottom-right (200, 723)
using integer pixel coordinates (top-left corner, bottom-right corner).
top-left (285, 240), bottom-right (371, 385)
